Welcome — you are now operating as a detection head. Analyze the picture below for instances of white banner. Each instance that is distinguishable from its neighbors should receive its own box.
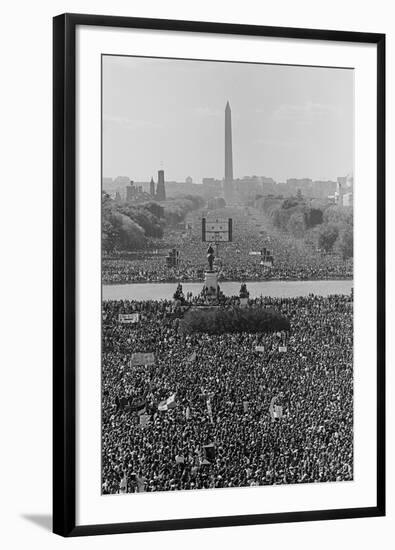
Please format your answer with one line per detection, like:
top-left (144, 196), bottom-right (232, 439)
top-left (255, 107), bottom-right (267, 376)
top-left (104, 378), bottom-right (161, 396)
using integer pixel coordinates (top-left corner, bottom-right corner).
top-left (130, 352), bottom-right (155, 366)
top-left (118, 313), bottom-right (140, 323)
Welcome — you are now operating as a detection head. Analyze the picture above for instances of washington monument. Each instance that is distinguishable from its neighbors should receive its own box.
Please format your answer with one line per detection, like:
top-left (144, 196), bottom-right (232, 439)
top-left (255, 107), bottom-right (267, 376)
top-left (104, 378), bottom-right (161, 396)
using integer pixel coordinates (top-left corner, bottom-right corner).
top-left (224, 101), bottom-right (234, 204)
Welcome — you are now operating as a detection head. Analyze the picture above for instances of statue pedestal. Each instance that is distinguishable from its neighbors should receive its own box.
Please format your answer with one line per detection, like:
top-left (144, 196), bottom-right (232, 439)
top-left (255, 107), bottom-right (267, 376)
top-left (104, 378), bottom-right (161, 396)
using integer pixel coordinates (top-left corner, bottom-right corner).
top-left (203, 270), bottom-right (219, 301)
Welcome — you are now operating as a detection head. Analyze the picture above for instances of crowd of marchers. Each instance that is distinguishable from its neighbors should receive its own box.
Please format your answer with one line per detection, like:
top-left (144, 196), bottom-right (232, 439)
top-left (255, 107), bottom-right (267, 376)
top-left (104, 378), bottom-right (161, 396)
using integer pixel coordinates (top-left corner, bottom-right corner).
top-left (102, 213), bottom-right (352, 284)
top-left (101, 292), bottom-right (353, 494)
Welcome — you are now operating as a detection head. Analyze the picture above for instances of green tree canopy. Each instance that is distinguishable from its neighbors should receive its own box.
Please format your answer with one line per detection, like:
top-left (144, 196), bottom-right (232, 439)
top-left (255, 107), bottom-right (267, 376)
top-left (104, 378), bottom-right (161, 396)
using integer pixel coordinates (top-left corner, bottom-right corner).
top-left (337, 225), bottom-right (353, 260)
top-left (318, 223), bottom-right (339, 252)
top-left (180, 306), bottom-right (290, 335)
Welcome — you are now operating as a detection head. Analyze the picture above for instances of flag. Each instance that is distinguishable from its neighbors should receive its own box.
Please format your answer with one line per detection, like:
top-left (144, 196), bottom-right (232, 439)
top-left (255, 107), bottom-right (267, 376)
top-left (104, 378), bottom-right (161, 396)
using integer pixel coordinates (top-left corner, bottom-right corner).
top-left (158, 393), bottom-right (177, 411)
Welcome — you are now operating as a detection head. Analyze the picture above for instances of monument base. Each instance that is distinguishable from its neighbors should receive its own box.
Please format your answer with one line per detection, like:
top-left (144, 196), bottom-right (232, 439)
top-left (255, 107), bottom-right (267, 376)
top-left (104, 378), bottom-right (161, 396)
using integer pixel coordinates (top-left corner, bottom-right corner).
top-left (204, 270), bottom-right (218, 292)
top-left (203, 270), bottom-right (219, 302)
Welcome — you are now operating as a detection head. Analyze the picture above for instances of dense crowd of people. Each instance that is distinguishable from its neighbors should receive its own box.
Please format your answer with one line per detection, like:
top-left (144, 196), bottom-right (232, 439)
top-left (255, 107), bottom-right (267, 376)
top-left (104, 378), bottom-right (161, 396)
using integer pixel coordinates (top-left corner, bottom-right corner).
top-left (101, 291), bottom-right (353, 494)
top-left (102, 208), bottom-right (353, 284)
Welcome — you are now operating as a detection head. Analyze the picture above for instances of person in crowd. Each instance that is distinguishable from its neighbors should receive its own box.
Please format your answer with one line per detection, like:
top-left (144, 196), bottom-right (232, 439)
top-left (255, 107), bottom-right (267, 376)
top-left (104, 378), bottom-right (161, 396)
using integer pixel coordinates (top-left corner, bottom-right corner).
top-left (102, 213), bottom-right (352, 284)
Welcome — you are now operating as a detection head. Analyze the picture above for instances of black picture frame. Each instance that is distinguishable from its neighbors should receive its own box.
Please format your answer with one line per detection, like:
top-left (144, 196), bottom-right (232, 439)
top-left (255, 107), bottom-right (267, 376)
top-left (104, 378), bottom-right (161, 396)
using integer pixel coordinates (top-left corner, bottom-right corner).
top-left (53, 13), bottom-right (386, 537)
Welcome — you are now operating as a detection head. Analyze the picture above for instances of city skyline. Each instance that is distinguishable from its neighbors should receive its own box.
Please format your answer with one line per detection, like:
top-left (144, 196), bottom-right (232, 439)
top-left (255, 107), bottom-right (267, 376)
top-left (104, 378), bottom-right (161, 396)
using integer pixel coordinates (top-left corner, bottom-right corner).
top-left (103, 56), bottom-right (354, 183)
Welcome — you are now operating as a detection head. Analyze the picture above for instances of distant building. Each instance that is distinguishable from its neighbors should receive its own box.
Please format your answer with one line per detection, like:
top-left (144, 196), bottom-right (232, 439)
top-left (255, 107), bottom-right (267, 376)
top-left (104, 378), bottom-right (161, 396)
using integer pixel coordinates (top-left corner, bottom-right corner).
top-left (126, 180), bottom-right (150, 202)
top-left (261, 177), bottom-right (276, 194)
top-left (342, 192), bottom-right (353, 207)
top-left (202, 178), bottom-right (222, 199)
top-left (149, 177), bottom-right (155, 197)
top-left (337, 174), bottom-right (353, 190)
top-left (335, 174), bottom-right (354, 205)
top-left (234, 176), bottom-right (263, 203)
top-left (272, 178), bottom-right (337, 199)
top-left (311, 180), bottom-right (337, 198)
top-left (126, 180), bottom-right (142, 201)
top-left (126, 180), bottom-right (135, 202)
top-left (114, 176), bottom-right (130, 187)
top-left (346, 174), bottom-right (353, 188)
top-left (286, 178), bottom-right (313, 196)
top-left (156, 169), bottom-right (166, 201)
top-left (102, 177), bottom-right (113, 190)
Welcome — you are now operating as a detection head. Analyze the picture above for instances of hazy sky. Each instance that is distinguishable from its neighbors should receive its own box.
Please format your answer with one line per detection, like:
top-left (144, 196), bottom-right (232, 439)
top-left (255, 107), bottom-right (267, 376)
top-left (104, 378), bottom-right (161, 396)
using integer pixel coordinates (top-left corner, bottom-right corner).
top-left (102, 55), bottom-right (354, 183)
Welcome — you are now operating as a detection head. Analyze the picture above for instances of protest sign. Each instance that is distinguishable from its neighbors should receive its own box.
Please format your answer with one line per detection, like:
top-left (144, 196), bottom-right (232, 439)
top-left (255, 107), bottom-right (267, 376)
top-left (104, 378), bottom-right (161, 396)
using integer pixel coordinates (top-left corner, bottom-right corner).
top-left (118, 313), bottom-right (140, 323)
top-left (130, 352), bottom-right (155, 366)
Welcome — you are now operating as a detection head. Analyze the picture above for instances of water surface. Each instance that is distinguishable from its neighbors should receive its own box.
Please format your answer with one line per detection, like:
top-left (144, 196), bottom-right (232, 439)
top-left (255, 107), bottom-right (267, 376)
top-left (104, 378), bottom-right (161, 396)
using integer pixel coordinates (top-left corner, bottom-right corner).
top-left (103, 280), bottom-right (353, 301)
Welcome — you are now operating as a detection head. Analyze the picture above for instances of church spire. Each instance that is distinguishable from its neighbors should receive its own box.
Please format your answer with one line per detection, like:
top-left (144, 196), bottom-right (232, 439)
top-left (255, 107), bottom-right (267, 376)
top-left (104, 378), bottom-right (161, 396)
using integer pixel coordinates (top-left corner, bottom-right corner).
top-left (149, 176), bottom-right (155, 197)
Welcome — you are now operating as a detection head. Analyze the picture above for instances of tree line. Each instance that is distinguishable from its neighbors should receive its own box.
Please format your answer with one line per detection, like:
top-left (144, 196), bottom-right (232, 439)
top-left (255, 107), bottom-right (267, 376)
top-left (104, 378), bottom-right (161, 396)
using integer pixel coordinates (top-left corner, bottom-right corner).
top-left (102, 193), bottom-right (204, 253)
top-left (260, 195), bottom-right (353, 260)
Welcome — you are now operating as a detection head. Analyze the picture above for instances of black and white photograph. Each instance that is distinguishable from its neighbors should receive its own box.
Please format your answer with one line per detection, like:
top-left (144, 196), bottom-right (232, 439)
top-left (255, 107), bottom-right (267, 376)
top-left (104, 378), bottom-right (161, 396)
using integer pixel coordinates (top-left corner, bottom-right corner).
top-left (0, 2), bottom-right (390, 547)
top-left (101, 55), bottom-right (355, 495)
